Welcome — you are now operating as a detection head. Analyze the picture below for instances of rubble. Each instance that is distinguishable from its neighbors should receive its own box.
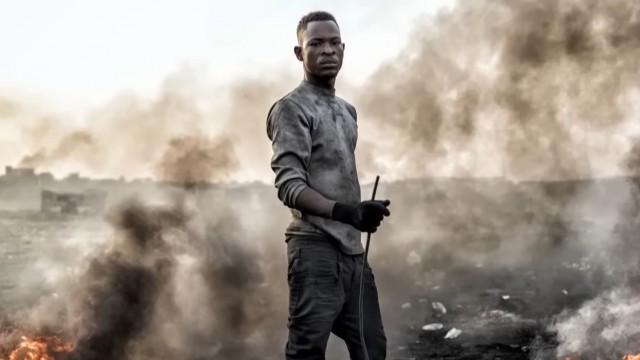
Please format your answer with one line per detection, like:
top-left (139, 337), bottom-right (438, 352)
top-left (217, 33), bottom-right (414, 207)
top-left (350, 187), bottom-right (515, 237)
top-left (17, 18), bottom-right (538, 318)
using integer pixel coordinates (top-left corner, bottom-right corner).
top-left (444, 328), bottom-right (462, 340)
top-left (421, 323), bottom-right (444, 331)
top-left (431, 302), bottom-right (447, 316)
top-left (2, 176), bottom-right (640, 359)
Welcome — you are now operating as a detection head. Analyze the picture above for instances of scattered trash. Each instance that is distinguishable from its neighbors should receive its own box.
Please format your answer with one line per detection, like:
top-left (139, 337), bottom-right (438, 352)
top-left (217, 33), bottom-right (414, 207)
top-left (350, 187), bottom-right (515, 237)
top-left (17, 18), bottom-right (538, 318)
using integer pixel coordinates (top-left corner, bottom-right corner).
top-left (401, 302), bottom-right (412, 310)
top-left (562, 289), bottom-right (569, 295)
top-left (422, 323), bottom-right (444, 331)
top-left (502, 295), bottom-right (511, 300)
top-left (432, 301), bottom-right (447, 315)
top-left (444, 328), bottom-right (462, 339)
top-left (483, 310), bottom-right (521, 322)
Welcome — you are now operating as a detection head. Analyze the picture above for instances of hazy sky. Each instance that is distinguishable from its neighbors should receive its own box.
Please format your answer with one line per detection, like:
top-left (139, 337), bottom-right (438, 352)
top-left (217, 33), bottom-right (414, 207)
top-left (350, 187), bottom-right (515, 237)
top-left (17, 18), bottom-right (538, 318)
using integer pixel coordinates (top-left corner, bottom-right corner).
top-left (1, 0), bottom-right (454, 112)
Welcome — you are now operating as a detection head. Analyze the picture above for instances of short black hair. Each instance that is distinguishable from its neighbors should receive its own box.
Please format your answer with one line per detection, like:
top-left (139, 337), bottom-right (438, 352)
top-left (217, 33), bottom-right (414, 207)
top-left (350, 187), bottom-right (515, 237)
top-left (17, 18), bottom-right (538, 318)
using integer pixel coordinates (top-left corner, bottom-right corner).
top-left (296, 11), bottom-right (339, 44)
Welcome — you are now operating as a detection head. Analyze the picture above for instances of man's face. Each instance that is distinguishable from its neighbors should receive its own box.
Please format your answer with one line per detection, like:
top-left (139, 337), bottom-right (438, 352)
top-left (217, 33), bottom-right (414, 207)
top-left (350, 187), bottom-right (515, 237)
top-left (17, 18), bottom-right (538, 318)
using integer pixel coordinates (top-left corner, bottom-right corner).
top-left (295, 20), bottom-right (344, 79)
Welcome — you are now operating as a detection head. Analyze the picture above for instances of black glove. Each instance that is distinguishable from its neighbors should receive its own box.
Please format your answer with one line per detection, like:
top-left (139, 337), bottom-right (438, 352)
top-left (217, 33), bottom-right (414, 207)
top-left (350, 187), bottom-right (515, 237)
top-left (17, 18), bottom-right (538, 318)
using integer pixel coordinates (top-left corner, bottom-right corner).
top-left (331, 200), bottom-right (391, 233)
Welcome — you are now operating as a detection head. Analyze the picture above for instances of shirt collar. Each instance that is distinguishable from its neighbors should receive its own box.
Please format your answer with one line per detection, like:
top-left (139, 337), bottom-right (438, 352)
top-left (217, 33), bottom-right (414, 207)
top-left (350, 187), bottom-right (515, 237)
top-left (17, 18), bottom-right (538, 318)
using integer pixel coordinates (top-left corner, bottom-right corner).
top-left (301, 80), bottom-right (336, 97)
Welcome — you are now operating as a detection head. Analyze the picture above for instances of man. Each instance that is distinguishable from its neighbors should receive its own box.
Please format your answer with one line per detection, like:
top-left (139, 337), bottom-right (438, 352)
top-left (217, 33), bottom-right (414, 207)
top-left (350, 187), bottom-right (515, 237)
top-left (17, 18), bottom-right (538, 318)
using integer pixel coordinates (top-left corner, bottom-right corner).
top-left (266, 11), bottom-right (391, 360)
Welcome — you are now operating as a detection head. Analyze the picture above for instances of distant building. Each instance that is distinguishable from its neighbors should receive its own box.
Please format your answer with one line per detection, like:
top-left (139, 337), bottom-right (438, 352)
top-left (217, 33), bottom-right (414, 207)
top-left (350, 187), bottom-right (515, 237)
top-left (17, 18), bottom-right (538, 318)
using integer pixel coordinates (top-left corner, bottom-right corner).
top-left (5, 166), bottom-right (36, 178)
top-left (41, 189), bottom-right (107, 215)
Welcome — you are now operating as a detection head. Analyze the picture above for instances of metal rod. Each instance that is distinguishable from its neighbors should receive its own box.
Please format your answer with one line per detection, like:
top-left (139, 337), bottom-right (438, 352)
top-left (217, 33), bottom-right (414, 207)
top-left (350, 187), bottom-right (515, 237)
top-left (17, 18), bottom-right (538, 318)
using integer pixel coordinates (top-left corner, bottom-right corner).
top-left (359, 175), bottom-right (380, 360)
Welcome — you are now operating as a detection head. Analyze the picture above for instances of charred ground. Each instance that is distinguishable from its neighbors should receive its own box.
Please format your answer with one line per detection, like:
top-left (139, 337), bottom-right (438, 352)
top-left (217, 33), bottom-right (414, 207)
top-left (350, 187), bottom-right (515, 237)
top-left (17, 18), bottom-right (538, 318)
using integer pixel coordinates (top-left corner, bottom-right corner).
top-left (1, 175), bottom-right (638, 359)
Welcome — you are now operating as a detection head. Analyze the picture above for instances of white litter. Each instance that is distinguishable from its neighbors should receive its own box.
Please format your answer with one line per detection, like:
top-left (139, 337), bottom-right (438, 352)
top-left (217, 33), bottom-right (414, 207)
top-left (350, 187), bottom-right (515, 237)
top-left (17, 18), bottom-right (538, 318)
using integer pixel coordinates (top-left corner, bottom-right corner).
top-left (502, 295), bottom-right (511, 300)
top-left (444, 328), bottom-right (462, 339)
top-left (485, 310), bottom-right (521, 322)
top-left (432, 302), bottom-right (447, 315)
top-left (562, 289), bottom-right (569, 295)
top-left (401, 302), bottom-right (412, 310)
top-left (421, 323), bottom-right (444, 331)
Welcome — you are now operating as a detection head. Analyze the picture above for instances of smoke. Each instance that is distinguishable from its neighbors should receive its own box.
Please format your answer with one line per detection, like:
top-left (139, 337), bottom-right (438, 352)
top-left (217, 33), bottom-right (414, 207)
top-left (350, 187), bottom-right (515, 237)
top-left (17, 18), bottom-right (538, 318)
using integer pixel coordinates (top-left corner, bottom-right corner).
top-left (9, 0), bottom-right (639, 183)
top-left (356, 0), bottom-right (640, 181)
top-left (154, 136), bottom-right (237, 185)
top-left (0, 97), bottom-right (20, 117)
top-left (1, 190), bottom-right (288, 360)
top-left (224, 74), bottom-right (297, 181)
top-left (350, 1), bottom-right (640, 356)
top-left (550, 144), bottom-right (640, 357)
top-left (553, 288), bottom-right (640, 358)
top-left (19, 131), bottom-right (99, 169)
top-left (2, 69), bottom-right (295, 181)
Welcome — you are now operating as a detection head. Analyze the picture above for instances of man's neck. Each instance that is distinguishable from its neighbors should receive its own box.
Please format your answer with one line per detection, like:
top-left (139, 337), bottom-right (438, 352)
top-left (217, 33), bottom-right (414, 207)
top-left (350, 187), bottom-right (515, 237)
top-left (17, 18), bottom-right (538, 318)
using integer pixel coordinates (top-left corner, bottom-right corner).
top-left (305, 73), bottom-right (336, 90)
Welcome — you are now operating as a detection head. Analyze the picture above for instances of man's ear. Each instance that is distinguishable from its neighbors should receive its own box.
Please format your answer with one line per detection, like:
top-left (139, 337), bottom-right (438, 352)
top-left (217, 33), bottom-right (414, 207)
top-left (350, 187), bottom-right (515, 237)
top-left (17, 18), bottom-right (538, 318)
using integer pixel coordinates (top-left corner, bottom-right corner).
top-left (294, 45), bottom-right (303, 62)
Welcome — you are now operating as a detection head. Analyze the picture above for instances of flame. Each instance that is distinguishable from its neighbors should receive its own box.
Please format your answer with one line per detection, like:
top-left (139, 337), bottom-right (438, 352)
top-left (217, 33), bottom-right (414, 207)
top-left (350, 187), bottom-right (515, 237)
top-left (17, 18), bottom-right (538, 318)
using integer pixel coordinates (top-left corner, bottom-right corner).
top-left (1, 336), bottom-right (73, 360)
top-left (624, 355), bottom-right (640, 360)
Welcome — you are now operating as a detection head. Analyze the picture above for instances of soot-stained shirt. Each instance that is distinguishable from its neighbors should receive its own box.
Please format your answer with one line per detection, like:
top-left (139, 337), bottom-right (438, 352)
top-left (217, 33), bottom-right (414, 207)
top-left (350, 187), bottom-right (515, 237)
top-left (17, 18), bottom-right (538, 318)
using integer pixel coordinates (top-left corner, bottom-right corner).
top-left (267, 80), bottom-right (363, 255)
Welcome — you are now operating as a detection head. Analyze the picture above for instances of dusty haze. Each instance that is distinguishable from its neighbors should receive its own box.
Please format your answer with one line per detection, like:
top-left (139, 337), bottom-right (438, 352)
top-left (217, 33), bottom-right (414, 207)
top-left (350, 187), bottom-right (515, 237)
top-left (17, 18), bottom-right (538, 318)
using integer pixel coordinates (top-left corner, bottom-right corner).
top-left (1, 2), bottom-right (640, 182)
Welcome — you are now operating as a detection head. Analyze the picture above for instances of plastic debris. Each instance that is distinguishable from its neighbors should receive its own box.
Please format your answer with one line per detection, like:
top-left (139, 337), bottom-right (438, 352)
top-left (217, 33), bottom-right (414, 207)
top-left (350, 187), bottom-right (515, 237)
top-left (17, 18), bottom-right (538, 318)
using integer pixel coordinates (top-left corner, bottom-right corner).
top-left (401, 302), bottom-right (412, 310)
top-left (444, 328), bottom-right (462, 339)
top-left (421, 323), bottom-right (444, 331)
top-left (502, 295), bottom-right (511, 300)
top-left (432, 302), bottom-right (447, 315)
top-left (562, 289), bottom-right (569, 295)
top-left (484, 310), bottom-right (521, 322)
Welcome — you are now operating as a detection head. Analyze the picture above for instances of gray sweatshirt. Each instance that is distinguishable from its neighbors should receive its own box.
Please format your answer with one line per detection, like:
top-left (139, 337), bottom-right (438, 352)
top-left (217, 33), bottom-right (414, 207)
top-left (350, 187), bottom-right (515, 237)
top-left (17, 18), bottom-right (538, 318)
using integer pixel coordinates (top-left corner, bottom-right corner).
top-left (267, 80), bottom-right (363, 255)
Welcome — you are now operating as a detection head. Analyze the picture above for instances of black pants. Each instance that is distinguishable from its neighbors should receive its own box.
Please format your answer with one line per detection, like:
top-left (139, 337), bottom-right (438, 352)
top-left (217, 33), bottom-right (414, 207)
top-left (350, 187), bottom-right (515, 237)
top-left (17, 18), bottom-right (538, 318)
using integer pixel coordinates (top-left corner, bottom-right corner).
top-left (285, 235), bottom-right (387, 360)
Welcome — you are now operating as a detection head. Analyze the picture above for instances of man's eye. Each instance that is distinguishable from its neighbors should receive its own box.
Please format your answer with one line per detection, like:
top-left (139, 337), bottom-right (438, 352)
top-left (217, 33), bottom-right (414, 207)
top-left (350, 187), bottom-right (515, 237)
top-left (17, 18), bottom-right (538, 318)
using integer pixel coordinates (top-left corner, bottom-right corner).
top-left (308, 42), bottom-right (319, 47)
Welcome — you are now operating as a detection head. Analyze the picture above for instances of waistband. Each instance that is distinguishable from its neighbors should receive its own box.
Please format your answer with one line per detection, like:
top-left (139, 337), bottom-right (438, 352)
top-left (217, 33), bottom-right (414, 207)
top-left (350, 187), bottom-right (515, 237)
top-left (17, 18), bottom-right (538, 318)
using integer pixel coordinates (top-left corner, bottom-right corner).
top-left (285, 233), bottom-right (341, 250)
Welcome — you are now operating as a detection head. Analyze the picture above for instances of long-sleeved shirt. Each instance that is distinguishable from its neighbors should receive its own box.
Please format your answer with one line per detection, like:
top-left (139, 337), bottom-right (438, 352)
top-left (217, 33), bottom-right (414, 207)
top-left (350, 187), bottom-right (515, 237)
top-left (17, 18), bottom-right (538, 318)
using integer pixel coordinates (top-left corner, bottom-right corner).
top-left (267, 80), bottom-right (363, 255)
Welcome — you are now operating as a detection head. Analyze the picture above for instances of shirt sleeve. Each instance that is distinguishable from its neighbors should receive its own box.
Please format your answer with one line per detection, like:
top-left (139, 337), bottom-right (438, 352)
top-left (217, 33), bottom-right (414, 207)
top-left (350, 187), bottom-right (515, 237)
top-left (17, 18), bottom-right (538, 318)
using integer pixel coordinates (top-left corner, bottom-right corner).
top-left (267, 98), bottom-right (311, 208)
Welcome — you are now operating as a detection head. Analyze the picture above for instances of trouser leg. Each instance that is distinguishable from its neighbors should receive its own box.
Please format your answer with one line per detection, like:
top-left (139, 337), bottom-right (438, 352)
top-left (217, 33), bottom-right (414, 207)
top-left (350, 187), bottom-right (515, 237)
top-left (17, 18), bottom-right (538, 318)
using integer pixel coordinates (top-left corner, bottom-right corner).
top-left (332, 256), bottom-right (387, 360)
top-left (285, 238), bottom-right (344, 360)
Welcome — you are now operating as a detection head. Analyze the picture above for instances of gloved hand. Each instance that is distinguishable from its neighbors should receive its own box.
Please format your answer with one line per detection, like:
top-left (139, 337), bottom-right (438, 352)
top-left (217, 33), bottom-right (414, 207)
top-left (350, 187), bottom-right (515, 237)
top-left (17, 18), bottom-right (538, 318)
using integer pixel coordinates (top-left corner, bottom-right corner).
top-left (331, 200), bottom-right (391, 233)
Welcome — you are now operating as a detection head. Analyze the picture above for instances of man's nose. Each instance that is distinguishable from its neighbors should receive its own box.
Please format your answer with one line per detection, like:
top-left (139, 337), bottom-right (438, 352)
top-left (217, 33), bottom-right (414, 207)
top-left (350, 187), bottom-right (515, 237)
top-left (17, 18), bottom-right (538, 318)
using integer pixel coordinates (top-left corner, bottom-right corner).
top-left (321, 43), bottom-right (336, 55)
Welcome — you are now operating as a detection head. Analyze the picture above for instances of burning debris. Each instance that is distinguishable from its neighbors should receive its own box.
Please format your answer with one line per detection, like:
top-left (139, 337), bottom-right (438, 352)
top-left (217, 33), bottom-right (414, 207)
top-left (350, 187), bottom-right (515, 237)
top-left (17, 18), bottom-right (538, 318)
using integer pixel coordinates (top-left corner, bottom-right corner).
top-left (0, 335), bottom-right (73, 360)
top-left (2, 176), bottom-right (640, 359)
top-left (553, 288), bottom-right (640, 359)
top-left (0, 190), bottom-right (286, 360)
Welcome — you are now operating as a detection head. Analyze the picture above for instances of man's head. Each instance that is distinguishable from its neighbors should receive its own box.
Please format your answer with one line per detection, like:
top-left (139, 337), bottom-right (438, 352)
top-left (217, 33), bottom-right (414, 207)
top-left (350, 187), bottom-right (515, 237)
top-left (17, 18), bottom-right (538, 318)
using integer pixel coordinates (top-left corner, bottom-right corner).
top-left (294, 11), bottom-right (344, 84)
